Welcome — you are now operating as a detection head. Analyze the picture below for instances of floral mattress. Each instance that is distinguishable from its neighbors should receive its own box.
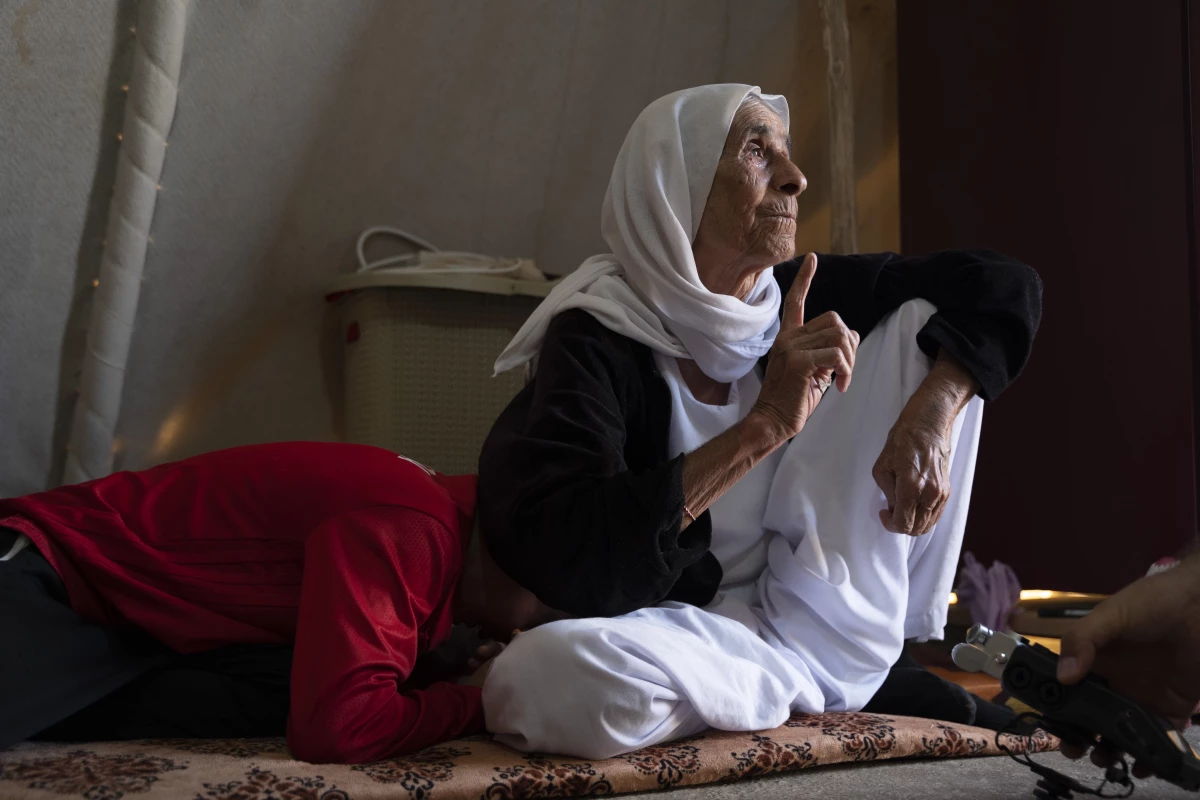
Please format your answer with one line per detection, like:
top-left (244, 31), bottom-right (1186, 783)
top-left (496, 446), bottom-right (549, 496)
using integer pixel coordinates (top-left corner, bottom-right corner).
top-left (0, 712), bottom-right (1056, 800)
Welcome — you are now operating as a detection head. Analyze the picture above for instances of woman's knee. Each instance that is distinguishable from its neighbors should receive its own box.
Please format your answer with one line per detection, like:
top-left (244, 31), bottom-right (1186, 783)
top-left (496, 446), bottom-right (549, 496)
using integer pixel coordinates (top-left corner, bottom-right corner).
top-left (854, 298), bottom-right (936, 367)
top-left (894, 298), bottom-right (937, 331)
top-left (854, 298), bottom-right (939, 385)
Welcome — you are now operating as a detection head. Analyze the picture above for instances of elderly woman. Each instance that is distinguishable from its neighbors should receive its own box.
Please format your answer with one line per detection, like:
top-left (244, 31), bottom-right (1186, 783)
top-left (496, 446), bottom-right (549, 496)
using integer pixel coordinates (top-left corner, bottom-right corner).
top-left (476, 85), bottom-right (1041, 759)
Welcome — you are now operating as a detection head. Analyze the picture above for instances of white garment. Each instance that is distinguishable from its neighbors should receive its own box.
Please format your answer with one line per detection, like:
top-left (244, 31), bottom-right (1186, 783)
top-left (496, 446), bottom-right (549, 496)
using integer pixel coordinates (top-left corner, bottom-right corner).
top-left (482, 603), bottom-right (815, 759)
top-left (654, 354), bottom-right (781, 587)
top-left (484, 300), bottom-right (984, 759)
top-left (750, 299), bottom-right (982, 713)
top-left (494, 84), bottom-right (789, 383)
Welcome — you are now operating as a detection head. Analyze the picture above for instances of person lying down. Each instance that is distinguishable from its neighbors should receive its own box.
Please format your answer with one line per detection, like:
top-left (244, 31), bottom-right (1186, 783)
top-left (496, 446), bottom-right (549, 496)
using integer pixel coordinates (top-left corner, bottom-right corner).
top-left (0, 442), bottom-right (565, 763)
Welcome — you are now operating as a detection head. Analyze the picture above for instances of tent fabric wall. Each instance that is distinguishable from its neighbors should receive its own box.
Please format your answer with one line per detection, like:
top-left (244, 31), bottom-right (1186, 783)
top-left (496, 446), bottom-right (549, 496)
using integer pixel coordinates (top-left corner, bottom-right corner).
top-left (0, 0), bottom-right (135, 497)
top-left (1, 0), bottom-right (899, 494)
top-left (64, 0), bottom-right (189, 485)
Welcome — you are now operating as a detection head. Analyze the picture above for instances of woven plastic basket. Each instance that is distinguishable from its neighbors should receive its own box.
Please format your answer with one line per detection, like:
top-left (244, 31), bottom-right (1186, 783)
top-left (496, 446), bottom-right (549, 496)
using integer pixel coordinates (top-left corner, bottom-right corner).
top-left (328, 272), bottom-right (553, 475)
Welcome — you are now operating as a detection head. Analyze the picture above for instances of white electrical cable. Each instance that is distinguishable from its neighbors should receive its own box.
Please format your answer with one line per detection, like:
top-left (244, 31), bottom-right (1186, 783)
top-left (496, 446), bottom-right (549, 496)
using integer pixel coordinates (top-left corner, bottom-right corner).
top-left (355, 226), bottom-right (527, 276)
top-left (356, 226), bottom-right (440, 261)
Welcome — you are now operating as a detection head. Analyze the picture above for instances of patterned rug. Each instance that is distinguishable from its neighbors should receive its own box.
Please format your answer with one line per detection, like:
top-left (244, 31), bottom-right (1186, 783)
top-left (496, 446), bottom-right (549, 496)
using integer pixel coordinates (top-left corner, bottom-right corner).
top-left (0, 712), bottom-right (1056, 800)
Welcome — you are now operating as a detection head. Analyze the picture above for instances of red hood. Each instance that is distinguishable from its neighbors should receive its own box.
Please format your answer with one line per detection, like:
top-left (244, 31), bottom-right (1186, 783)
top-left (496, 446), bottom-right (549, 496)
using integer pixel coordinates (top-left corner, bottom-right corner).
top-left (432, 473), bottom-right (477, 535)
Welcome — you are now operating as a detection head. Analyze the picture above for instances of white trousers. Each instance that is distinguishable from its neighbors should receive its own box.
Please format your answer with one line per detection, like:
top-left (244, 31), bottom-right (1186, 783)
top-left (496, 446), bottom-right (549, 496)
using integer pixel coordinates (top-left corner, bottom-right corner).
top-left (483, 300), bottom-right (984, 759)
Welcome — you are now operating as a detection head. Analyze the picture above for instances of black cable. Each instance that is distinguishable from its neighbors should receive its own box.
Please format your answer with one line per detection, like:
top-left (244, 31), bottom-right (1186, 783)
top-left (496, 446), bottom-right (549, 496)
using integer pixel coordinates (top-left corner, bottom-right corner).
top-left (996, 712), bottom-right (1134, 799)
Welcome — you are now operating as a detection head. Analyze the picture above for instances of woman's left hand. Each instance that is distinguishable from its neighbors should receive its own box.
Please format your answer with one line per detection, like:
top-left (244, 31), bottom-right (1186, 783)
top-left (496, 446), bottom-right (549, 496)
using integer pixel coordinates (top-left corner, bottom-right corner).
top-left (873, 349), bottom-right (981, 535)
top-left (871, 394), bottom-right (956, 536)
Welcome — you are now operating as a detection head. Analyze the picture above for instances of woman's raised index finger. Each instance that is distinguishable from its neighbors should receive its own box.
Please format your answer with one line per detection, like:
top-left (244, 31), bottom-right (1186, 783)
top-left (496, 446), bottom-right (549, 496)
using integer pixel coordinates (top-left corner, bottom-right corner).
top-left (784, 252), bottom-right (817, 330)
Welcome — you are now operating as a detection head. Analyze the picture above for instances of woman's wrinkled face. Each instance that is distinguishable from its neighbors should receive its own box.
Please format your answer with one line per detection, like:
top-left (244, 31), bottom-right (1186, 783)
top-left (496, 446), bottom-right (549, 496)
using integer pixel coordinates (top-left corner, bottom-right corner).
top-left (692, 100), bottom-right (806, 299)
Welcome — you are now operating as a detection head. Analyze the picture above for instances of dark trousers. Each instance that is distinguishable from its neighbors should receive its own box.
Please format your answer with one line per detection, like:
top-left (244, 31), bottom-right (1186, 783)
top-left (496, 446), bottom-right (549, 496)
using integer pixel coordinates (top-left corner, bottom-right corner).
top-left (0, 527), bottom-right (292, 749)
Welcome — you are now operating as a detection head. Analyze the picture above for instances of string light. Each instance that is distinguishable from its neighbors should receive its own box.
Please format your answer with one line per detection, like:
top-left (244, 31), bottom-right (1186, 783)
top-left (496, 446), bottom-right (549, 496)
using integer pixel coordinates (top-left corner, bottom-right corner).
top-left (130, 26), bottom-right (136, 34)
top-left (116, 132), bottom-right (123, 141)
top-left (155, 183), bottom-right (163, 190)
top-left (92, 279), bottom-right (100, 288)
top-left (121, 84), bottom-right (129, 92)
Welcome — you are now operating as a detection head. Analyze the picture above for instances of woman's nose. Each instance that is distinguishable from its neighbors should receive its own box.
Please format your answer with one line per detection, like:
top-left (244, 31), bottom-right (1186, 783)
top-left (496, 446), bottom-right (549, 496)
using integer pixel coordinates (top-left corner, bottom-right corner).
top-left (776, 161), bottom-right (807, 196)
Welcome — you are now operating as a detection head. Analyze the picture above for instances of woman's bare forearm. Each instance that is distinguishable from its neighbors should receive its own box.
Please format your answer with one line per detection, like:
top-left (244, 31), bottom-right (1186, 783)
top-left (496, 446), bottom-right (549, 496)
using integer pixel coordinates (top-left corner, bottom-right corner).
top-left (679, 411), bottom-right (785, 529)
top-left (904, 349), bottom-right (981, 430)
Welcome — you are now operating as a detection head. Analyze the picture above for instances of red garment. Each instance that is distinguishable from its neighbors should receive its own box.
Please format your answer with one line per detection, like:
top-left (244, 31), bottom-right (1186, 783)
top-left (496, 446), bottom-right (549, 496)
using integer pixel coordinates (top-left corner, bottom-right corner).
top-left (0, 442), bottom-right (484, 763)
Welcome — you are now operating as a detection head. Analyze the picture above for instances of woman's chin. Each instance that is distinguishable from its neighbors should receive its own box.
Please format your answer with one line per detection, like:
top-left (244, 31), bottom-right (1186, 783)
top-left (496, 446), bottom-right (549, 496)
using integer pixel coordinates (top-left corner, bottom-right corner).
top-left (762, 237), bottom-right (797, 265)
top-left (750, 224), bottom-right (796, 261)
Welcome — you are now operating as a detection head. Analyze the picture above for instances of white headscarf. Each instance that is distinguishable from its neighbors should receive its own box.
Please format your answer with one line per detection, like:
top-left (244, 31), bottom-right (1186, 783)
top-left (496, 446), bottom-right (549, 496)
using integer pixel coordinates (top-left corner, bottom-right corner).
top-left (494, 84), bottom-right (790, 383)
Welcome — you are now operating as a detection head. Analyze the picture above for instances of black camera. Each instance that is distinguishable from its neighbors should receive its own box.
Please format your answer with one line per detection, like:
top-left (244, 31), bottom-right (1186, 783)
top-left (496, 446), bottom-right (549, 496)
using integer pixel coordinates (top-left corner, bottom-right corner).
top-left (952, 624), bottom-right (1200, 796)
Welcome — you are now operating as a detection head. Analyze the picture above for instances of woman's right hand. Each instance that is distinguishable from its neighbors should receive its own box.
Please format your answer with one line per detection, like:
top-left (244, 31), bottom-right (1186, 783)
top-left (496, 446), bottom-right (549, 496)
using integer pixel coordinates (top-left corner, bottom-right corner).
top-left (750, 252), bottom-right (859, 442)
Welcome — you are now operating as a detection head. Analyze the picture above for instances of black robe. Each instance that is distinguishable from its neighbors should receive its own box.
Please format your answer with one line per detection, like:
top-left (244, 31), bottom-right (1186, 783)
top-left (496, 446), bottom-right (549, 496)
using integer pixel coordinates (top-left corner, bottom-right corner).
top-left (478, 249), bottom-right (1043, 618)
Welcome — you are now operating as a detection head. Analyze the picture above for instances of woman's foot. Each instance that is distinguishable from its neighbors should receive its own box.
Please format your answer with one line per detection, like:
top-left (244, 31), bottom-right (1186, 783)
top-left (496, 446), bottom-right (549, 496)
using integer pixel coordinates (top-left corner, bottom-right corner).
top-left (862, 665), bottom-right (1017, 731)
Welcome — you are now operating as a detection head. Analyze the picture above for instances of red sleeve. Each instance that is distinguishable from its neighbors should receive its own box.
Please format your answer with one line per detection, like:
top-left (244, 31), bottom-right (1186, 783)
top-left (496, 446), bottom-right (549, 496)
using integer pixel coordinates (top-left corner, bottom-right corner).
top-left (286, 507), bottom-right (484, 764)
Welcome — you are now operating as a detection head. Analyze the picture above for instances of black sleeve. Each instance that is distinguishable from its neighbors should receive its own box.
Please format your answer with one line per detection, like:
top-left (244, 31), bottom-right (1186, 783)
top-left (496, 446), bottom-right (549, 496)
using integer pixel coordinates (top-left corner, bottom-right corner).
top-left (774, 249), bottom-right (1043, 401)
top-left (477, 311), bottom-right (717, 618)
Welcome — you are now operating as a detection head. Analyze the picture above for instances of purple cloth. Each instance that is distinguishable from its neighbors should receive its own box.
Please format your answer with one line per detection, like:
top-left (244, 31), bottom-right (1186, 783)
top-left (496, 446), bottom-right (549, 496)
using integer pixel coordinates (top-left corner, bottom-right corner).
top-left (956, 552), bottom-right (1021, 631)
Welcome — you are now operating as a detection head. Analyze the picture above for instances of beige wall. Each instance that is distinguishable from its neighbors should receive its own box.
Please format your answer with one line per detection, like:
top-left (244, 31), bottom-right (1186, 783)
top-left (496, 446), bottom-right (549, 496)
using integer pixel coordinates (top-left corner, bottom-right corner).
top-left (0, 0), bottom-right (899, 491)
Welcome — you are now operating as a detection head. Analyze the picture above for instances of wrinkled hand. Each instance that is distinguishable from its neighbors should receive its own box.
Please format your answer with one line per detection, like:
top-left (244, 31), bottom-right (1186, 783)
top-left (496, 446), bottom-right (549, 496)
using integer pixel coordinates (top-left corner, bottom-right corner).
top-left (752, 253), bottom-right (860, 441)
top-left (1056, 554), bottom-right (1200, 779)
top-left (872, 399), bottom-right (954, 535)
